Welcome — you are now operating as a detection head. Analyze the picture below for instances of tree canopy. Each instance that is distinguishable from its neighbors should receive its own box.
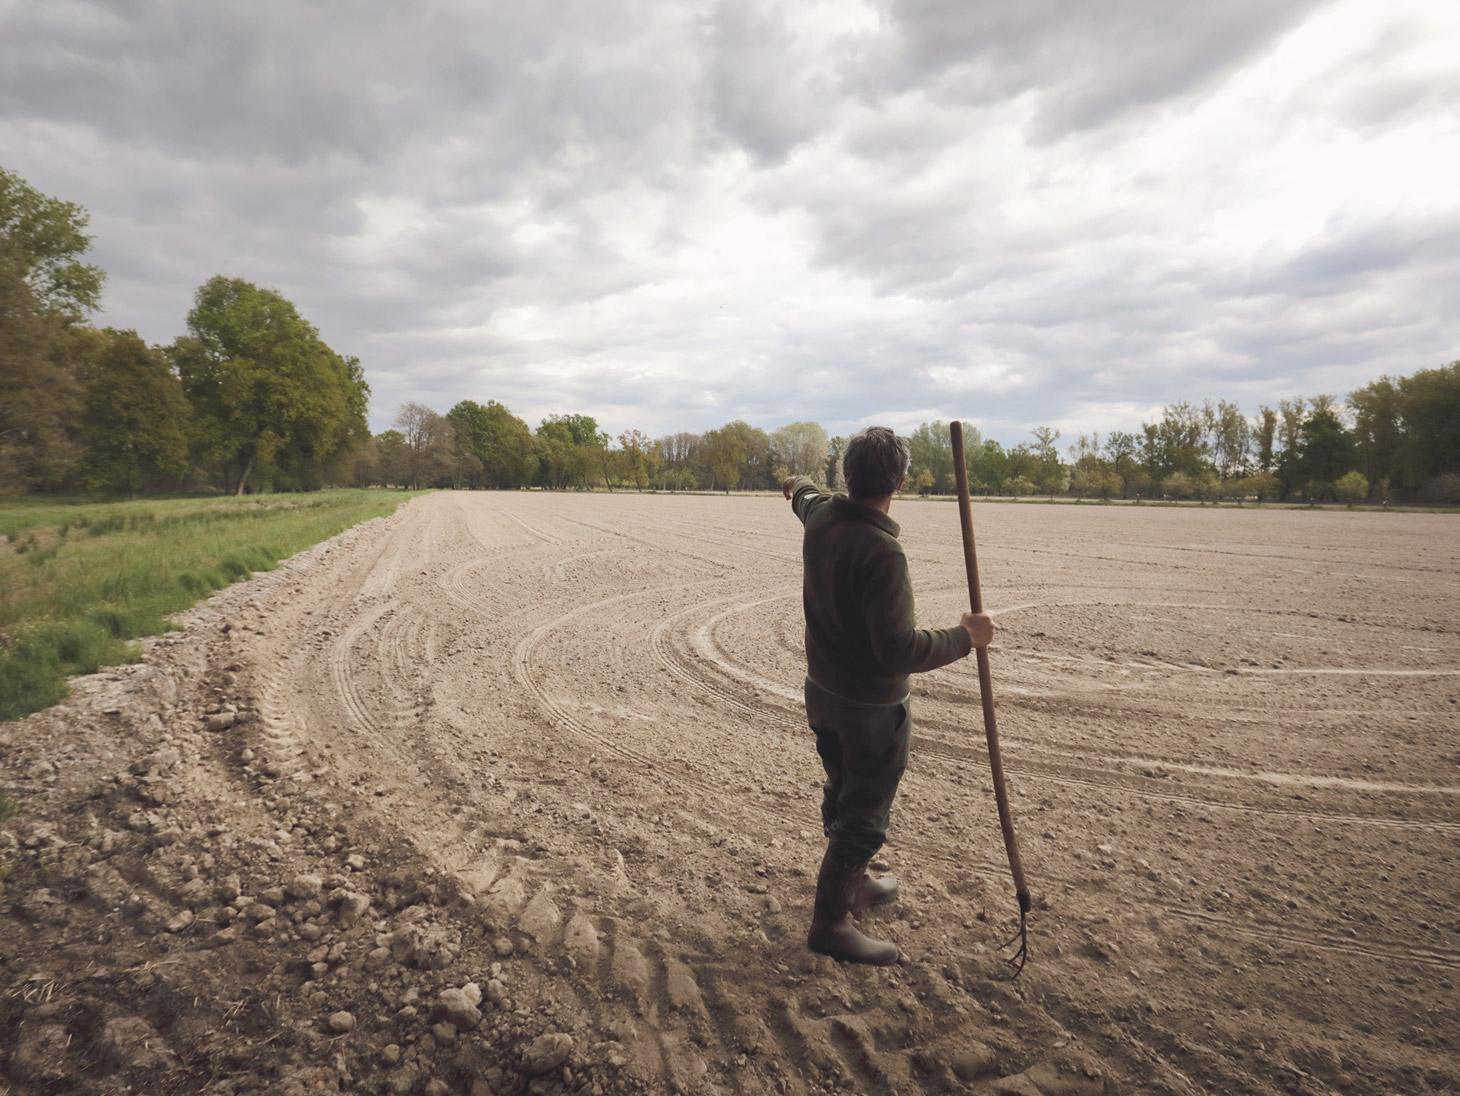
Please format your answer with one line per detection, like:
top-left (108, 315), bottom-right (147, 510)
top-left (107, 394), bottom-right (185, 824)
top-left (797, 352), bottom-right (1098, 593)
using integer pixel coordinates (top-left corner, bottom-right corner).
top-left (172, 276), bottom-right (370, 494)
top-left (0, 165), bottom-right (106, 321)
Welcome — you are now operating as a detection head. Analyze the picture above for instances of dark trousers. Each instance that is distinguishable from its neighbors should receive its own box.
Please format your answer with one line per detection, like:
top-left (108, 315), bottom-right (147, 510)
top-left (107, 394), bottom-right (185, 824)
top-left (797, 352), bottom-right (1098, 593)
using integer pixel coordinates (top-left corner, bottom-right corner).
top-left (804, 676), bottom-right (912, 866)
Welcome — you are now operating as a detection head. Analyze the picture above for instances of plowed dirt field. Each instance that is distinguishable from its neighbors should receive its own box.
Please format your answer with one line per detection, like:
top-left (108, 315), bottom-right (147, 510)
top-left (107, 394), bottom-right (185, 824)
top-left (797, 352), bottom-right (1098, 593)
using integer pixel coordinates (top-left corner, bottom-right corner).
top-left (3, 491), bottom-right (1457, 1096)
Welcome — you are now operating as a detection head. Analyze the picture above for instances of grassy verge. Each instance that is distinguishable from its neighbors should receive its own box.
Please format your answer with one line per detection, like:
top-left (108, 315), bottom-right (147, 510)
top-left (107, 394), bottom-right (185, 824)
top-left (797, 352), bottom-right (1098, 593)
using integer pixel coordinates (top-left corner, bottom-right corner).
top-left (0, 489), bottom-right (423, 723)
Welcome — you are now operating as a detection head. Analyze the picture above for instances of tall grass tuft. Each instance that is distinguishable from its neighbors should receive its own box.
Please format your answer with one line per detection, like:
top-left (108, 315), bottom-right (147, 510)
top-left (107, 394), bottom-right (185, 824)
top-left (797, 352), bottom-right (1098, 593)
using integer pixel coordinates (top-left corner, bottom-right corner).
top-left (0, 489), bottom-right (421, 722)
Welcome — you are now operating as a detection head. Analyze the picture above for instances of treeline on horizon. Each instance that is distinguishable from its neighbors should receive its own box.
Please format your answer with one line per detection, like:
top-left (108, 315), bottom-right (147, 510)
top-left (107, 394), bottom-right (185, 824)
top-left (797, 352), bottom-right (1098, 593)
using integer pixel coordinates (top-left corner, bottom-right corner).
top-left (365, 370), bottom-right (1459, 506)
top-left (3, 165), bottom-right (1457, 507)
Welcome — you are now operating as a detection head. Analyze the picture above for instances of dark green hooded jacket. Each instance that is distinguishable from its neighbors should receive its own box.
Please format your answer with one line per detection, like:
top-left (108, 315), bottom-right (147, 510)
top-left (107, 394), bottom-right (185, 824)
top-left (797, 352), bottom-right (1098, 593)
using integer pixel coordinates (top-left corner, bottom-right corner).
top-left (790, 476), bottom-right (970, 705)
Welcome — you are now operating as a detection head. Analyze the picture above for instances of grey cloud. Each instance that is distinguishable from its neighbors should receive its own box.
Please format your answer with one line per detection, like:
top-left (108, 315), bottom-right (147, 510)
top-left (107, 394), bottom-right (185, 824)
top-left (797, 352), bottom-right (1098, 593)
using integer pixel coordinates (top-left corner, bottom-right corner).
top-left (854, 0), bottom-right (1325, 138)
top-left (0, 0), bottom-right (690, 178)
top-left (702, 1), bottom-right (835, 163)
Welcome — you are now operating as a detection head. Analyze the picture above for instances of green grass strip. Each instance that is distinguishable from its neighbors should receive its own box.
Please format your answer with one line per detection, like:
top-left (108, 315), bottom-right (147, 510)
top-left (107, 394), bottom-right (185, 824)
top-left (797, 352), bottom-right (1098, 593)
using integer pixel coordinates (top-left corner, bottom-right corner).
top-left (0, 489), bottom-right (424, 722)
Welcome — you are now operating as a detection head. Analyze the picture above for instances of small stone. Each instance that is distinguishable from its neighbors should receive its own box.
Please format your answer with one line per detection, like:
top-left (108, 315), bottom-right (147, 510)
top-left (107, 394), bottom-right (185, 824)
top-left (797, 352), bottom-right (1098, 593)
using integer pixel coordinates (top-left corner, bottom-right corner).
top-left (485, 979), bottom-right (508, 1005)
top-left (517, 888), bottom-right (562, 942)
top-left (461, 982), bottom-right (483, 1007)
top-left (436, 988), bottom-right (483, 1031)
top-left (205, 712), bottom-right (237, 732)
top-left (299, 922), bottom-right (324, 942)
top-left (177, 877), bottom-right (212, 907)
top-left (493, 936), bottom-right (515, 957)
top-left (431, 1022), bottom-right (458, 1045)
top-left (337, 891), bottom-right (371, 924)
top-left (165, 909), bottom-right (195, 933)
top-left (381, 1044), bottom-right (402, 1066)
top-left (425, 1081), bottom-right (451, 1096)
top-left (328, 1010), bottom-right (356, 1033)
top-left (521, 1032), bottom-right (573, 1075)
top-left (286, 874), bottom-right (324, 901)
top-left (346, 853), bottom-right (367, 871)
top-left (260, 887), bottom-right (286, 907)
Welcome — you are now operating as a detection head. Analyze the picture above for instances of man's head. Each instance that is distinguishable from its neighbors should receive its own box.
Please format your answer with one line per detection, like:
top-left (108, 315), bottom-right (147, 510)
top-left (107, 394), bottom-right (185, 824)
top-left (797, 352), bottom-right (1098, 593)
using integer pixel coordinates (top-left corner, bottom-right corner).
top-left (842, 426), bottom-right (910, 501)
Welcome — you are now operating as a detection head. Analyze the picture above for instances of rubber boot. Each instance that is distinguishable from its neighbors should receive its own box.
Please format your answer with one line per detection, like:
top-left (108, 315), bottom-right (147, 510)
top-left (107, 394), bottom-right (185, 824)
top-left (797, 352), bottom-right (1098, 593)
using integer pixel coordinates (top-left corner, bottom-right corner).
top-left (850, 870), bottom-right (898, 918)
top-left (807, 849), bottom-right (899, 965)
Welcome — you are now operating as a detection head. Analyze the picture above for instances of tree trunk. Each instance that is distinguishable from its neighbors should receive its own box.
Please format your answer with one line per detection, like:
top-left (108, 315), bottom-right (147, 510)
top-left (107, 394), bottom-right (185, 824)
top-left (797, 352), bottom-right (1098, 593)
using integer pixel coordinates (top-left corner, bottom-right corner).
top-left (235, 451), bottom-right (256, 496)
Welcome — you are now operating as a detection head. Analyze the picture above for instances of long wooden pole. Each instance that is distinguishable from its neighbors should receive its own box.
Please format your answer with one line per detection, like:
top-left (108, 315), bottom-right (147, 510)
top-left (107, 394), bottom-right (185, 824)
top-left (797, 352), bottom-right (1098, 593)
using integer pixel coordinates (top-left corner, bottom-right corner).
top-left (950, 420), bottom-right (1031, 973)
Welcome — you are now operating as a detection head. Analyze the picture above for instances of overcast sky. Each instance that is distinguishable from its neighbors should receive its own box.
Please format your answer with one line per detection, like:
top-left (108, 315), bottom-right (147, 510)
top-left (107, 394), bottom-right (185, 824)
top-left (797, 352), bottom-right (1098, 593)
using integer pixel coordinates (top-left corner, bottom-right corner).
top-left (3, 0), bottom-right (1458, 444)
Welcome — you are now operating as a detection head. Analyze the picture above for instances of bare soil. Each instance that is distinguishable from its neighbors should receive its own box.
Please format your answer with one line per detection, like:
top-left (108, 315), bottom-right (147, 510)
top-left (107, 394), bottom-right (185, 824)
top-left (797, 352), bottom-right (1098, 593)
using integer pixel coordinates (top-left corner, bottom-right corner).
top-left (2, 491), bottom-right (1457, 1096)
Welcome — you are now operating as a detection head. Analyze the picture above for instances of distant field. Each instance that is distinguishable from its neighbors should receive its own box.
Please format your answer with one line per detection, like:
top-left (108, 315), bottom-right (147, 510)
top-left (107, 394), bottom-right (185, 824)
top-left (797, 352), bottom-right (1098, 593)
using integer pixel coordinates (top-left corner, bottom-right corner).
top-left (0, 489), bottom-right (422, 721)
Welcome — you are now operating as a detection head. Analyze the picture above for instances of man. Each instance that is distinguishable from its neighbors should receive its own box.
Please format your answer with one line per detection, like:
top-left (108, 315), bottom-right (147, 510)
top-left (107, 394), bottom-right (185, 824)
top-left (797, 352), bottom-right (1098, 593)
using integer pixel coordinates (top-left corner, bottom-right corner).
top-left (783, 425), bottom-right (994, 965)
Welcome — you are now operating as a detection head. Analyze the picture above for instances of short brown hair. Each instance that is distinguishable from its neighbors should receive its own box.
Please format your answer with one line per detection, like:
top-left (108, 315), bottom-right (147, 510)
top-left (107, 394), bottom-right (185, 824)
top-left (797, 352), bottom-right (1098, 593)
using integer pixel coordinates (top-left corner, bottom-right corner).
top-left (842, 426), bottom-right (910, 499)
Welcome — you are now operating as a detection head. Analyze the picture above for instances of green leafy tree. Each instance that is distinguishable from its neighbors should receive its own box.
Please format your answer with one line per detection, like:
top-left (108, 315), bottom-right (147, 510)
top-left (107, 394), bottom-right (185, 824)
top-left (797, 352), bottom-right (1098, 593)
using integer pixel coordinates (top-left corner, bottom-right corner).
top-left (771, 421), bottom-right (829, 481)
top-left (172, 276), bottom-right (370, 494)
top-left (1293, 409), bottom-right (1358, 500)
top-left (1419, 472), bottom-right (1460, 505)
top-left (1255, 405), bottom-right (1278, 472)
top-left (972, 439), bottom-right (1009, 495)
top-left (374, 429), bottom-right (408, 486)
top-left (77, 329), bottom-right (191, 497)
top-left (1274, 397), bottom-right (1306, 498)
top-left (446, 400), bottom-right (491, 488)
top-left (0, 165), bottom-right (105, 321)
top-left (1030, 425), bottom-right (1066, 495)
top-left (701, 425), bottom-right (747, 493)
top-left (1239, 470), bottom-right (1279, 503)
top-left (908, 421), bottom-right (956, 494)
top-left (484, 402), bottom-right (534, 488)
top-left (535, 413), bottom-right (600, 489)
top-left (449, 399), bottom-right (534, 488)
top-left (1347, 378), bottom-right (1402, 490)
top-left (593, 430), bottom-right (616, 491)
top-left (0, 244), bottom-right (81, 492)
top-left (1334, 470), bottom-right (1370, 505)
top-left (1396, 362), bottom-right (1460, 488)
top-left (1204, 399), bottom-right (1250, 481)
top-left (825, 436), bottom-right (845, 490)
top-left (1148, 402), bottom-right (1207, 480)
top-left (618, 429), bottom-right (661, 490)
top-left (1163, 471), bottom-right (1194, 500)
top-left (1071, 463), bottom-right (1122, 500)
top-left (1102, 430), bottom-right (1139, 498)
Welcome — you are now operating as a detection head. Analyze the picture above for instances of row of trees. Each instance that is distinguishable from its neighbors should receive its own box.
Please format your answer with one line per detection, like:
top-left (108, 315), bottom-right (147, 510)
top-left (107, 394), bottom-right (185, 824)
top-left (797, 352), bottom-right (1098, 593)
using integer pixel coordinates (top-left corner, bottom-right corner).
top-left (1047, 380), bottom-right (1459, 504)
top-left (3, 165), bottom-right (1455, 504)
top-left (1, 167), bottom-right (370, 496)
top-left (354, 406), bottom-right (844, 495)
